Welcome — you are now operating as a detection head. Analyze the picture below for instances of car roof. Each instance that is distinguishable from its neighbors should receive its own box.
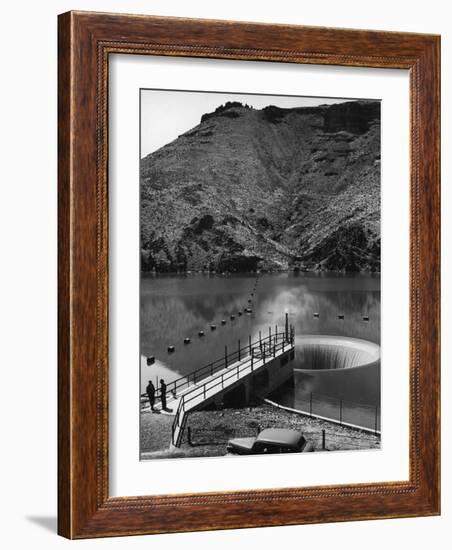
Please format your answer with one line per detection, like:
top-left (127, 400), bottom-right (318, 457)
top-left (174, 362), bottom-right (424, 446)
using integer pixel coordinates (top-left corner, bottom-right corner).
top-left (256, 428), bottom-right (305, 448)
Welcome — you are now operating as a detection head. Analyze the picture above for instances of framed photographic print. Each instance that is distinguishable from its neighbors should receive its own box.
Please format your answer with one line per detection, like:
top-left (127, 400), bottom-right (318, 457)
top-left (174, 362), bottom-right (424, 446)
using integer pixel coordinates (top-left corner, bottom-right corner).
top-left (58, 11), bottom-right (440, 538)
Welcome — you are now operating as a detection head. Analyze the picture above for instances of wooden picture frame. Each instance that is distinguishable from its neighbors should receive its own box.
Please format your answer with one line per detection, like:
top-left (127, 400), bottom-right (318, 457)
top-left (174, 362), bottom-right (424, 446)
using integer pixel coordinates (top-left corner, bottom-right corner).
top-left (58, 11), bottom-right (440, 538)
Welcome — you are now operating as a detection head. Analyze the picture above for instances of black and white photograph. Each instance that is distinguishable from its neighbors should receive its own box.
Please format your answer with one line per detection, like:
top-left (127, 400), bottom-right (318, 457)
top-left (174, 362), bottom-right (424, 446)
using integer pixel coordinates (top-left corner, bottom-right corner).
top-left (1, 0), bottom-right (445, 545)
top-left (139, 89), bottom-right (381, 460)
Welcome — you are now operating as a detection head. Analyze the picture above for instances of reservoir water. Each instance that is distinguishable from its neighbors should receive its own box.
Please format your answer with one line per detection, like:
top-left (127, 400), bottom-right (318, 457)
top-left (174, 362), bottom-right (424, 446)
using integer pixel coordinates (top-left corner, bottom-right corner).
top-left (140, 272), bottom-right (380, 427)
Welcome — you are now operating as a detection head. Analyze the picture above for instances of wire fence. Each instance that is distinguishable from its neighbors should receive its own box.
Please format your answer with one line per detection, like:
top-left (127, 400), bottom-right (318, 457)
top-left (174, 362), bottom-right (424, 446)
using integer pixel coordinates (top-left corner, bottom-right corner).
top-left (278, 391), bottom-right (380, 433)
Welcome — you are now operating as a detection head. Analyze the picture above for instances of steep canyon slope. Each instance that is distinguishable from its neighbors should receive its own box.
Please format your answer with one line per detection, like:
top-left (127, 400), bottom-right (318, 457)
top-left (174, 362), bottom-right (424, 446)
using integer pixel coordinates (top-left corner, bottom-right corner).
top-left (140, 100), bottom-right (380, 273)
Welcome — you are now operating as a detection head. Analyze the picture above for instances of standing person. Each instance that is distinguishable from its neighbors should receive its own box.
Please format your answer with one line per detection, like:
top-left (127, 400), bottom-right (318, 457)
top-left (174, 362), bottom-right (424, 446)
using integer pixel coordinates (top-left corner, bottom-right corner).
top-left (146, 380), bottom-right (155, 412)
top-left (160, 379), bottom-right (167, 411)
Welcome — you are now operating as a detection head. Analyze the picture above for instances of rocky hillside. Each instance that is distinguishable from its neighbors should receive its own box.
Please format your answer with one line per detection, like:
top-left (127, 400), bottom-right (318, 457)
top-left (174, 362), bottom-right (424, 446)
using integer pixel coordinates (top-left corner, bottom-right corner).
top-left (140, 100), bottom-right (380, 273)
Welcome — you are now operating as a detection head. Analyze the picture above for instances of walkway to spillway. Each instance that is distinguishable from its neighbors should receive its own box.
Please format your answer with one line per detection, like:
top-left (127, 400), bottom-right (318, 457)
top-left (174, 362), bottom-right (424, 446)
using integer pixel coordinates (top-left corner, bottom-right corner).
top-left (142, 326), bottom-right (295, 447)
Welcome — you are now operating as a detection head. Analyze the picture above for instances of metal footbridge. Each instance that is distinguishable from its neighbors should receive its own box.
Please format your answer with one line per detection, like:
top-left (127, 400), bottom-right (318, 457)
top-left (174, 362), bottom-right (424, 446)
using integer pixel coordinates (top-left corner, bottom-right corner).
top-left (142, 323), bottom-right (295, 447)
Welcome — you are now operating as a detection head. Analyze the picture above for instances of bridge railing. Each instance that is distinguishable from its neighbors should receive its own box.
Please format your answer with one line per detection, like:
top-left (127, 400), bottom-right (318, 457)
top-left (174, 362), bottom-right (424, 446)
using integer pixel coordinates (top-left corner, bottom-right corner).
top-left (142, 324), bottom-right (295, 405)
top-left (171, 326), bottom-right (295, 446)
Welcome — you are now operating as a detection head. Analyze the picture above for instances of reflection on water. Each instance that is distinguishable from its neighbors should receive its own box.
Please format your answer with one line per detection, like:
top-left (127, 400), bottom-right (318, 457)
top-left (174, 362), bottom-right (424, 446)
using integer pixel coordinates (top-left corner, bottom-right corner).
top-left (140, 272), bottom-right (380, 412)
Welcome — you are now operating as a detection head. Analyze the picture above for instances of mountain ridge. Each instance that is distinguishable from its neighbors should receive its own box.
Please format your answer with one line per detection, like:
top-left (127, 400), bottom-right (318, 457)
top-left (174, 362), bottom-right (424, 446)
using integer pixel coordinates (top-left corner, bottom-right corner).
top-left (140, 99), bottom-right (380, 273)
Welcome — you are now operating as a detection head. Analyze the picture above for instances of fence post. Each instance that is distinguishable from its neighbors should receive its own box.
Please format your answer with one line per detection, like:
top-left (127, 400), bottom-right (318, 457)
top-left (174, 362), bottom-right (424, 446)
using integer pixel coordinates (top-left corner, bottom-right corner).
top-left (282, 339), bottom-right (285, 352)
top-left (259, 330), bottom-right (262, 351)
top-left (238, 339), bottom-right (241, 361)
top-left (263, 342), bottom-right (266, 364)
top-left (322, 429), bottom-right (326, 450)
top-left (249, 334), bottom-right (251, 356)
top-left (310, 392), bottom-right (313, 416)
top-left (340, 399), bottom-right (343, 424)
top-left (251, 349), bottom-right (254, 372)
top-left (225, 345), bottom-right (228, 368)
top-left (269, 326), bottom-right (272, 342)
top-left (203, 385), bottom-right (206, 399)
top-left (211, 364), bottom-right (213, 376)
top-left (273, 337), bottom-right (276, 357)
top-left (285, 312), bottom-right (289, 341)
top-left (221, 373), bottom-right (224, 388)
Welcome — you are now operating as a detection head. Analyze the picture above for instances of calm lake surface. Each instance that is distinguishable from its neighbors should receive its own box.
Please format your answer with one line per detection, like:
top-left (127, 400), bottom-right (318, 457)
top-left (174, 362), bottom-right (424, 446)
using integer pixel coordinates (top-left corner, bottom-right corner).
top-left (140, 272), bottom-right (380, 422)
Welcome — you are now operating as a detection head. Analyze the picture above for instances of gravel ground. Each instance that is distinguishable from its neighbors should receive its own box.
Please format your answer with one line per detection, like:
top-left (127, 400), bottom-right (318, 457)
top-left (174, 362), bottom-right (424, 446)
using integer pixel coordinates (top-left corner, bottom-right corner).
top-left (140, 403), bottom-right (380, 460)
top-left (140, 410), bottom-right (174, 453)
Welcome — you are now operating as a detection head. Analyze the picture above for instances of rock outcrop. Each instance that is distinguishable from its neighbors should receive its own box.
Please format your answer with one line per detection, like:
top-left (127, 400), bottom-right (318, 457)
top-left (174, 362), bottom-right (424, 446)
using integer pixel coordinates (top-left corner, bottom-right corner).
top-left (140, 100), bottom-right (380, 272)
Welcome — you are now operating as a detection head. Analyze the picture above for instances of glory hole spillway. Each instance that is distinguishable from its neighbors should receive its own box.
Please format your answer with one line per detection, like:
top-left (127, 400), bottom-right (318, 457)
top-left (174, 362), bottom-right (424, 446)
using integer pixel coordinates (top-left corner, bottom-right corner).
top-left (270, 335), bottom-right (381, 431)
top-left (296, 335), bottom-right (380, 371)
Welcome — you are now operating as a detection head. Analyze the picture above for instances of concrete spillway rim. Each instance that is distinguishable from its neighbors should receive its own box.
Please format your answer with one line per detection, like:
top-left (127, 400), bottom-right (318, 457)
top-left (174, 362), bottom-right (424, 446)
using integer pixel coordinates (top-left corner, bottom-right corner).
top-left (294, 334), bottom-right (380, 372)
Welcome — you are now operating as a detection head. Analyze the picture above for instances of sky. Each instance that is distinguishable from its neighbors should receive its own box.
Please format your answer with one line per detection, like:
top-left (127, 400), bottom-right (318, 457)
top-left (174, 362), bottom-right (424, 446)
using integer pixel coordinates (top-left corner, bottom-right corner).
top-left (140, 89), bottom-right (358, 158)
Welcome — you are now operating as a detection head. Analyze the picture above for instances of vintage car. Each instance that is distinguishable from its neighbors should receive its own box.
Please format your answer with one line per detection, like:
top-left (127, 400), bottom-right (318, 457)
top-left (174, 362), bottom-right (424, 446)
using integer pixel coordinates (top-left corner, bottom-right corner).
top-left (226, 428), bottom-right (313, 455)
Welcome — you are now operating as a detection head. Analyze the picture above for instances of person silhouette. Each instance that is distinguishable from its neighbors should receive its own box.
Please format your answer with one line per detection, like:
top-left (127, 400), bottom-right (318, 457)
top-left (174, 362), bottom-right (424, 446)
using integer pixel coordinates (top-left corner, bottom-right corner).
top-left (160, 379), bottom-right (167, 411)
top-left (146, 380), bottom-right (155, 412)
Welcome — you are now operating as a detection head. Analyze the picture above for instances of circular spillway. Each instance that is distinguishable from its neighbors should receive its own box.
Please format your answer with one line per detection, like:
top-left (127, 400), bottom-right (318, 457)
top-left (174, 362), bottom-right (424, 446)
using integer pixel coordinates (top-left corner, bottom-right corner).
top-left (295, 335), bottom-right (380, 372)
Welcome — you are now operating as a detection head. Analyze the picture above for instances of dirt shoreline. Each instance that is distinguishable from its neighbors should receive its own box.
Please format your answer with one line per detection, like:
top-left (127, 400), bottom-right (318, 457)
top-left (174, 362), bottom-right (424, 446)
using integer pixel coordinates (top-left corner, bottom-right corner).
top-left (141, 269), bottom-right (381, 275)
top-left (140, 402), bottom-right (380, 460)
